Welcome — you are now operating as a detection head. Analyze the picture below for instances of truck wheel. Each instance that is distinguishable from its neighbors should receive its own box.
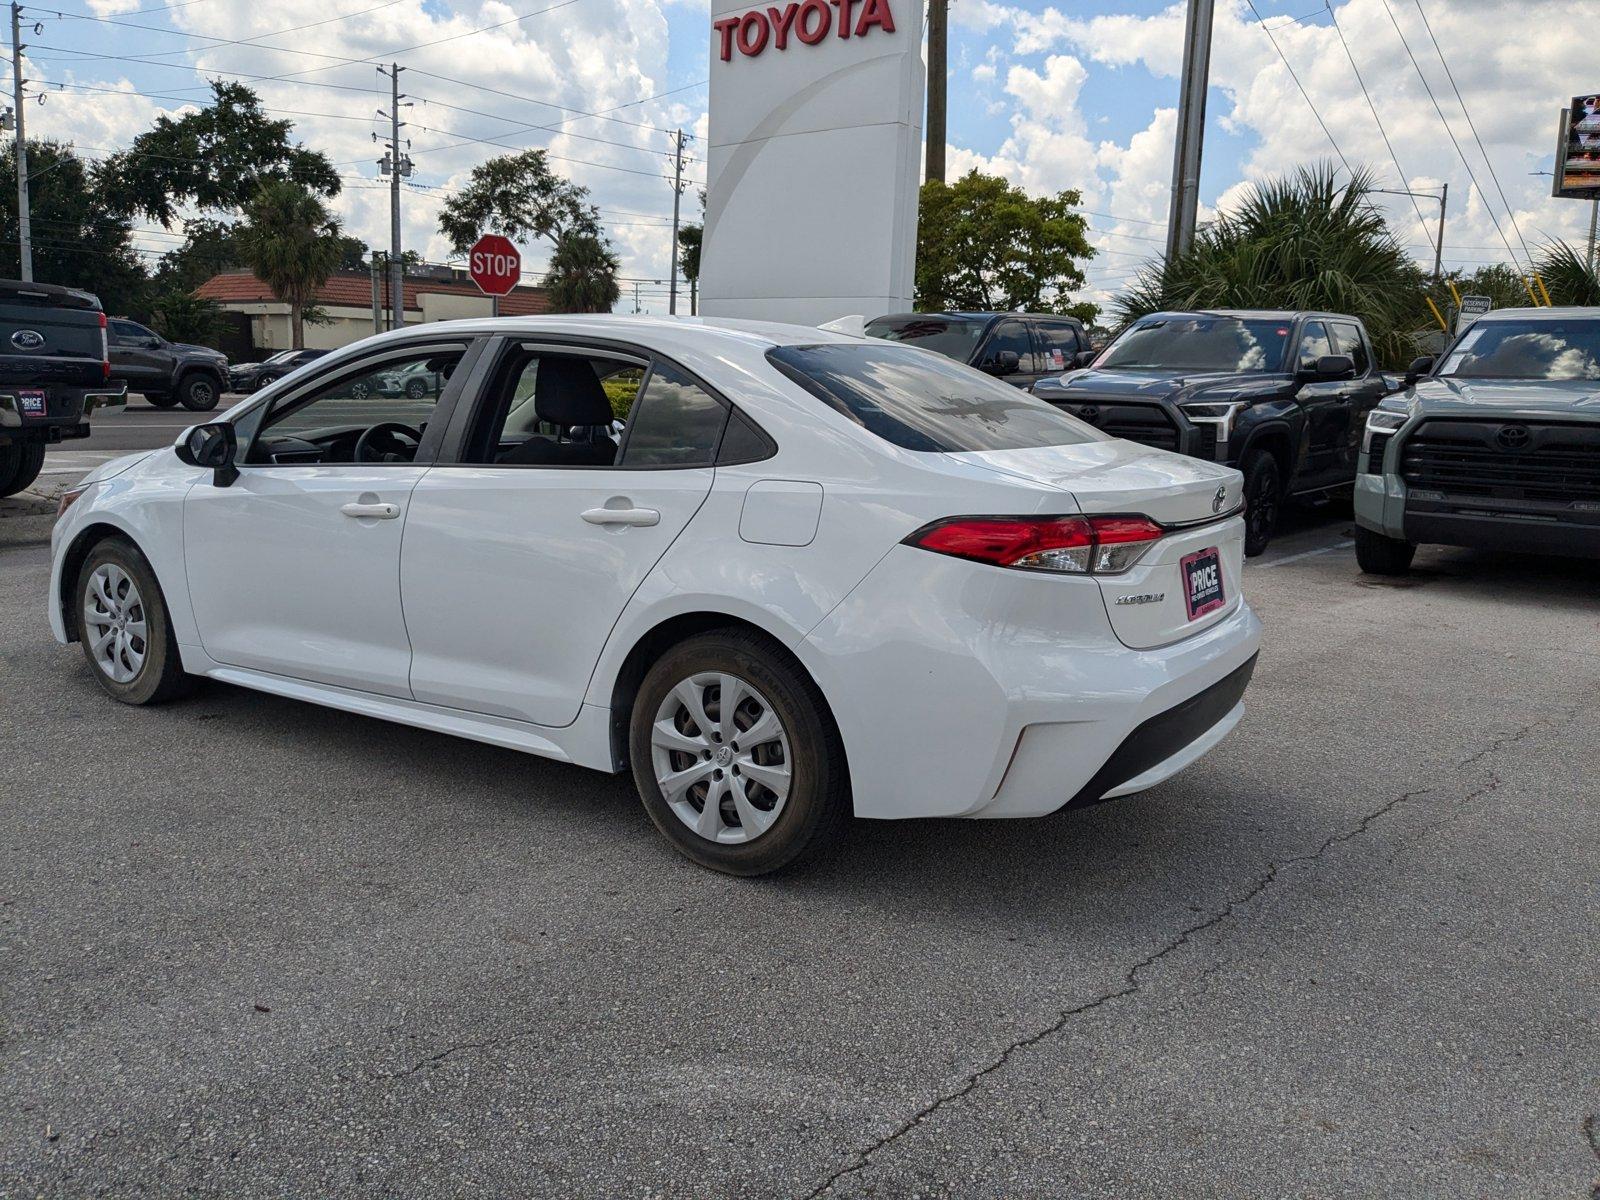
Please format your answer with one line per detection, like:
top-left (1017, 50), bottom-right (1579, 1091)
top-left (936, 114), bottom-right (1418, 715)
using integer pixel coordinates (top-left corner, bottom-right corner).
top-left (1241, 449), bottom-right (1282, 557)
top-left (1355, 524), bottom-right (1416, 576)
top-left (178, 373), bottom-right (220, 412)
top-left (143, 392), bottom-right (178, 409)
top-left (75, 537), bottom-right (193, 705)
top-left (0, 440), bottom-right (45, 497)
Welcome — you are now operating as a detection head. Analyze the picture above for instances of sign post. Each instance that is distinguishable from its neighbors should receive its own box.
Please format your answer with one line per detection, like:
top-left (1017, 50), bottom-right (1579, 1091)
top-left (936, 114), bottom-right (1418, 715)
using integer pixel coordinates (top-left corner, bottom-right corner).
top-left (468, 234), bottom-right (521, 313)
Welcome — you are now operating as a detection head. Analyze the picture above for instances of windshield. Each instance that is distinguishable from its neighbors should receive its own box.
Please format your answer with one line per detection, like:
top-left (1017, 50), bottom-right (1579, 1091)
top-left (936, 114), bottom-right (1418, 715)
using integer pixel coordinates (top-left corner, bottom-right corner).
top-left (262, 351), bottom-right (295, 365)
top-left (864, 316), bottom-right (987, 364)
top-left (1096, 316), bottom-right (1292, 373)
top-left (1436, 319), bottom-right (1600, 380)
top-left (768, 343), bottom-right (1100, 453)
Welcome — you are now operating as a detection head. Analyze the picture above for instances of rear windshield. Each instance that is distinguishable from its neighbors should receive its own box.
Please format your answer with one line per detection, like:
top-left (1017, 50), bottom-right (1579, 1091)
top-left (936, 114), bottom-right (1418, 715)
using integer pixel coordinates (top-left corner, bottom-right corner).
top-left (864, 315), bottom-right (986, 363)
top-left (1096, 316), bottom-right (1291, 373)
top-left (1437, 319), bottom-right (1600, 380)
top-left (767, 343), bottom-right (1100, 453)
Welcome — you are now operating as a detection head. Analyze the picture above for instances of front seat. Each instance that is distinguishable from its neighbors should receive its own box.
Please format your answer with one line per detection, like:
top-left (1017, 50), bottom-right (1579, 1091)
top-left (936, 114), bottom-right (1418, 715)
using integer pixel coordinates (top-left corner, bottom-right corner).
top-left (500, 357), bottom-right (618, 466)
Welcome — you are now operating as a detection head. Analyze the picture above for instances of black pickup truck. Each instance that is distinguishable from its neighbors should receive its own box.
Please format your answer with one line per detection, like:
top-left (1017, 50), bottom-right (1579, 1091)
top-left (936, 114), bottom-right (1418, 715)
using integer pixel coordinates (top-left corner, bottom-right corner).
top-left (0, 279), bottom-right (126, 498)
top-left (1032, 309), bottom-right (1396, 554)
top-left (107, 317), bottom-right (229, 411)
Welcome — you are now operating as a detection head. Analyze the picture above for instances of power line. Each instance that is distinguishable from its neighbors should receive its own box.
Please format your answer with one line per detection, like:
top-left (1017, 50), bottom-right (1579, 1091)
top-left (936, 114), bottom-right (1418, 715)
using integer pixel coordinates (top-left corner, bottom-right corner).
top-left (1242, 0), bottom-right (1353, 177)
top-left (1407, 0), bottom-right (1535, 269)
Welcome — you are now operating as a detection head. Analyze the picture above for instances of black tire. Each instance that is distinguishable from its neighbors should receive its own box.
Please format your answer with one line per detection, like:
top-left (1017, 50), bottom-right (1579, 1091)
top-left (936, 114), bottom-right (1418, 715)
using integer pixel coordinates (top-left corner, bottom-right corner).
top-left (178, 373), bottom-right (220, 412)
top-left (1355, 524), bottom-right (1416, 575)
top-left (74, 536), bottom-right (193, 705)
top-left (629, 629), bottom-right (850, 876)
top-left (404, 378), bottom-right (428, 399)
top-left (0, 439), bottom-right (45, 497)
top-left (1241, 449), bottom-right (1283, 557)
top-left (144, 393), bottom-right (179, 409)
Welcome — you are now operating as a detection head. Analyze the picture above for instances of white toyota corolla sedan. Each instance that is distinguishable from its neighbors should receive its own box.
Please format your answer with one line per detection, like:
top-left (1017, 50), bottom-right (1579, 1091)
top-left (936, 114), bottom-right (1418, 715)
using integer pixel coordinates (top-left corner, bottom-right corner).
top-left (49, 316), bottom-right (1261, 874)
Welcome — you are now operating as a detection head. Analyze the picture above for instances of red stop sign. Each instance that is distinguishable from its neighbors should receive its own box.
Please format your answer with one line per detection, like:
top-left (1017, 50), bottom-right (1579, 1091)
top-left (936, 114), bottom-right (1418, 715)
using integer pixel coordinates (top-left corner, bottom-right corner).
top-left (468, 234), bottom-right (521, 297)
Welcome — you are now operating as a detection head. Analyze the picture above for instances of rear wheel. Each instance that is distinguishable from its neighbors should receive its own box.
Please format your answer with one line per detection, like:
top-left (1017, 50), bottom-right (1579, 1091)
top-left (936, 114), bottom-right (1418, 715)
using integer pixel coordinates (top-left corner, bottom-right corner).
top-left (179, 373), bottom-right (220, 412)
top-left (0, 440), bottom-right (45, 497)
top-left (629, 630), bottom-right (849, 876)
top-left (1241, 449), bottom-right (1283, 557)
top-left (1355, 524), bottom-right (1416, 575)
top-left (75, 537), bottom-right (192, 705)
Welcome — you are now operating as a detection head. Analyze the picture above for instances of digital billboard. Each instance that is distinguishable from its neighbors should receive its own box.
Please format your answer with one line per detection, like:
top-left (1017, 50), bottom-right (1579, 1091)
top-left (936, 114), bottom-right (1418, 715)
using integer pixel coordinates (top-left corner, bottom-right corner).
top-left (1554, 96), bottom-right (1600, 198)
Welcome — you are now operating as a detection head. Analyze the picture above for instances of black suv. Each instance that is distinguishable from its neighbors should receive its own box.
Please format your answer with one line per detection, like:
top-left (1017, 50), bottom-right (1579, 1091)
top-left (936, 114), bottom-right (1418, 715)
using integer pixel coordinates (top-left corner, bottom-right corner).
top-left (1032, 310), bottom-right (1395, 554)
top-left (865, 312), bottom-right (1090, 389)
top-left (108, 318), bottom-right (229, 411)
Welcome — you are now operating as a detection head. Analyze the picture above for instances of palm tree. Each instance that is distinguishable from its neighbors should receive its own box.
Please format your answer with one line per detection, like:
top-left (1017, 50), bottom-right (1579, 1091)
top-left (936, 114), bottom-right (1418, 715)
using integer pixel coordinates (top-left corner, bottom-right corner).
top-left (238, 181), bottom-right (345, 349)
top-left (1117, 164), bottom-right (1426, 366)
top-left (542, 231), bottom-right (621, 313)
top-left (1532, 240), bottom-right (1600, 306)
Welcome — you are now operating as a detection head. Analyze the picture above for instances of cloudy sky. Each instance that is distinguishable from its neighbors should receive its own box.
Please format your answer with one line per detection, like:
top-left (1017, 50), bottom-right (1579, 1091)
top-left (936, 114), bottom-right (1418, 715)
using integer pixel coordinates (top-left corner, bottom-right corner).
top-left (14, 0), bottom-right (1592, 312)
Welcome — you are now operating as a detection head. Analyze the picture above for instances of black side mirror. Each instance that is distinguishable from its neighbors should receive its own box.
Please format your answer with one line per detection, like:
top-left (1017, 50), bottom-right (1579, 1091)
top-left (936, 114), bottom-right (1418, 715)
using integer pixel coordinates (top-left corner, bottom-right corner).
top-left (1308, 353), bottom-right (1355, 380)
top-left (175, 422), bottom-right (239, 487)
top-left (1403, 355), bottom-right (1435, 387)
top-left (1071, 349), bottom-right (1097, 368)
top-left (981, 349), bottom-right (1021, 375)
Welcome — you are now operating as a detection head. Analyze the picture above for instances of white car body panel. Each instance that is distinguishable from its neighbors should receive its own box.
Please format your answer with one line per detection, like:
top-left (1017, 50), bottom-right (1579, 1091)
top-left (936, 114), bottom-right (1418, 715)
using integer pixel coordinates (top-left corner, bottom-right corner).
top-left (50, 315), bottom-right (1262, 824)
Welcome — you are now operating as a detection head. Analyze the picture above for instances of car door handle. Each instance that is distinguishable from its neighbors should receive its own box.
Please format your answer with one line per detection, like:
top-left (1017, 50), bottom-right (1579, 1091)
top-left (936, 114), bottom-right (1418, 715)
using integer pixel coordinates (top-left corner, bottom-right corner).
top-left (581, 506), bottom-right (660, 527)
top-left (340, 502), bottom-right (401, 520)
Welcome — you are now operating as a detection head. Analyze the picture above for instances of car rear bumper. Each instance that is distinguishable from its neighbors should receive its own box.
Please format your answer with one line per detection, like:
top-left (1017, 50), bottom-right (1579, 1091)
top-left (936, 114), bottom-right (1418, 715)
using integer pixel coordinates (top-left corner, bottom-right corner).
top-left (800, 543), bottom-right (1263, 820)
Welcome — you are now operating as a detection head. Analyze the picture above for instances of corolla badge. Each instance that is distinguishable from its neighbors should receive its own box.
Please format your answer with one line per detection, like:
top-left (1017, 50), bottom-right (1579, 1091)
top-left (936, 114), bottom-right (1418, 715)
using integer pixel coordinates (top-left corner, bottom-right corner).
top-left (10, 329), bottom-right (44, 350)
top-left (1212, 484), bottom-right (1227, 513)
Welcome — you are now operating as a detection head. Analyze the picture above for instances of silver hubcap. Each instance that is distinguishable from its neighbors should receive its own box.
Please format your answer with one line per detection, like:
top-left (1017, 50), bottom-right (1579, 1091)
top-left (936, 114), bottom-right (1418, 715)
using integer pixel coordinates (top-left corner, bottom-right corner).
top-left (651, 672), bottom-right (792, 845)
top-left (192, 381), bottom-right (213, 402)
top-left (83, 563), bottom-right (147, 684)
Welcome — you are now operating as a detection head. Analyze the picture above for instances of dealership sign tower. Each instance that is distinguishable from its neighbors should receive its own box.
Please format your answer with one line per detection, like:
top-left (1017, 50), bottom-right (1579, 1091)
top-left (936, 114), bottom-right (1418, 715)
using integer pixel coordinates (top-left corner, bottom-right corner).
top-left (699, 0), bottom-right (924, 324)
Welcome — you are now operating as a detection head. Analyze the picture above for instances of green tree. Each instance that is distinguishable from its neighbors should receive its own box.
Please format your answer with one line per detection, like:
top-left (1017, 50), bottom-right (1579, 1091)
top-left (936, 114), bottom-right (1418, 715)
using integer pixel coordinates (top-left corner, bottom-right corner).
top-left (99, 81), bottom-right (339, 227)
top-left (0, 140), bottom-right (146, 315)
top-left (916, 170), bottom-right (1097, 320)
top-left (150, 217), bottom-right (247, 295)
top-left (237, 182), bottom-right (344, 349)
top-left (1531, 240), bottom-right (1600, 306)
top-left (678, 222), bottom-right (702, 287)
top-left (542, 231), bottom-right (620, 313)
top-left (1118, 164), bottom-right (1425, 366)
top-left (438, 149), bottom-right (597, 253)
top-left (148, 290), bottom-right (227, 346)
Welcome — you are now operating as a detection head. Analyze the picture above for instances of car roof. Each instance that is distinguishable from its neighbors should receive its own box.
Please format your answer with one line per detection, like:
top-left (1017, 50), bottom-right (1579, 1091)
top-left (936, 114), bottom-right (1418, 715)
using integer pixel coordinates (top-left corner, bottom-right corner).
top-left (870, 311), bottom-right (1083, 324)
top-left (1472, 306), bottom-right (1600, 321)
top-left (1143, 309), bottom-right (1352, 322)
top-left (350, 314), bottom-right (865, 354)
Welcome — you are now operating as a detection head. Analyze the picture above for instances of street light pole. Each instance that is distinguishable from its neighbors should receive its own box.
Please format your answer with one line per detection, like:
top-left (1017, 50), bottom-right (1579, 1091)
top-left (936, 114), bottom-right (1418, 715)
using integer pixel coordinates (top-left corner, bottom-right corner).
top-left (1165, 0), bottom-right (1215, 263)
top-left (10, 2), bottom-right (31, 281)
top-left (1371, 185), bottom-right (1448, 281)
top-left (926, 0), bottom-right (947, 184)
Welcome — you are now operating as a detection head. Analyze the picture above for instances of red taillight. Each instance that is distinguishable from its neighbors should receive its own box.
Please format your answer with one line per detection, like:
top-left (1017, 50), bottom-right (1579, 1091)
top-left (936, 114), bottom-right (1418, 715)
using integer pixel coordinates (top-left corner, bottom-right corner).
top-left (98, 312), bottom-right (109, 381)
top-left (906, 515), bottom-right (1164, 574)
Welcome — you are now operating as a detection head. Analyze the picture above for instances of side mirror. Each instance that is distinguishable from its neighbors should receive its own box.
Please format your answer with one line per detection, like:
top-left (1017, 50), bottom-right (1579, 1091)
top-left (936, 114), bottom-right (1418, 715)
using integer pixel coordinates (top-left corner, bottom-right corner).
top-left (175, 422), bottom-right (239, 487)
top-left (1403, 355), bottom-right (1435, 387)
top-left (1071, 349), bottom-right (1097, 368)
top-left (982, 349), bottom-right (1021, 375)
top-left (1309, 353), bottom-right (1355, 380)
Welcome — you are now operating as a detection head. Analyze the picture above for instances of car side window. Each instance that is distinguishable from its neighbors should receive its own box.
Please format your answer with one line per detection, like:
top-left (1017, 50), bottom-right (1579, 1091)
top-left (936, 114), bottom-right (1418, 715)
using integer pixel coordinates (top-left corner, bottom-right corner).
top-left (1330, 322), bottom-right (1371, 375)
top-left (1297, 321), bottom-right (1334, 368)
top-left (984, 321), bottom-right (1036, 373)
top-left (619, 362), bottom-right (728, 467)
top-left (1036, 322), bottom-right (1082, 372)
top-left (247, 346), bottom-right (465, 466)
top-left (110, 320), bottom-right (146, 345)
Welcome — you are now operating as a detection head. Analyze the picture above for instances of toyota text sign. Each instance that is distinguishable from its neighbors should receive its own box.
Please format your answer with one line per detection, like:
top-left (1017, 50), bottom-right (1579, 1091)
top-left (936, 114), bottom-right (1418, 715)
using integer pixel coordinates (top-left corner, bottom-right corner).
top-left (469, 234), bottom-right (521, 297)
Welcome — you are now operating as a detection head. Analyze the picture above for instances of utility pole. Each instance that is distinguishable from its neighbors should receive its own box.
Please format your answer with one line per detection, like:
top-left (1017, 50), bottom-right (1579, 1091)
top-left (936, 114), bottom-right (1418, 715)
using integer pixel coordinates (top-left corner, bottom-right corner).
top-left (1164, 0), bottom-right (1214, 263)
top-left (925, 0), bottom-right (947, 183)
top-left (9, 3), bottom-right (30, 281)
top-left (377, 65), bottom-right (410, 332)
top-left (668, 129), bottom-right (687, 316)
top-left (1434, 182), bottom-right (1447, 282)
top-left (370, 256), bottom-right (382, 334)
top-left (632, 280), bottom-right (642, 314)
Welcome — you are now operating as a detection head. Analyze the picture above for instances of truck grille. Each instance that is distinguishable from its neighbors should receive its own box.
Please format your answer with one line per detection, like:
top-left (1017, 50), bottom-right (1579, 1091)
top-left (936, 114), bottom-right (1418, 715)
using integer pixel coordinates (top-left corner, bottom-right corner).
top-left (1062, 400), bottom-right (1181, 452)
top-left (1400, 419), bottom-right (1600, 503)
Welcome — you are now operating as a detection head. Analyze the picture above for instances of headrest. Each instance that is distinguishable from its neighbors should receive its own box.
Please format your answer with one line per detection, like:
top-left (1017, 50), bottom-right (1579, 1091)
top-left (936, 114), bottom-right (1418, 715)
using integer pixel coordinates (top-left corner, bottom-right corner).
top-left (534, 357), bottom-right (613, 427)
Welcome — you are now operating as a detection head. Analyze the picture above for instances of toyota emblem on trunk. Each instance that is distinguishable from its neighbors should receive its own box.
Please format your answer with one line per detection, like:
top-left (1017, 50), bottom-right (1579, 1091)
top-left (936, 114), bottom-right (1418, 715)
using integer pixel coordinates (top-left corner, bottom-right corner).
top-left (1496, 424), bottom-right (1531, 451)
top-left (1212, 485), bottom-right (1227, 513)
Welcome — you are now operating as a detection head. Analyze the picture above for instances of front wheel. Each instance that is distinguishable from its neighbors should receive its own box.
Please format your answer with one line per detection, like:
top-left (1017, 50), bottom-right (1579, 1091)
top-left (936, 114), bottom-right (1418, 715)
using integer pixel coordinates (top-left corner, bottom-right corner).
top-left (1355, 524), bottom-right (1416, 575)
top-left (1241, 449), bottom-right (1283, 557)
top-left (179, 373), bottom-right (220, 412)
top-left (629, 630), bottom-right (849, 876)
top-left (75, 538), bottom-right (193, 705)
top-left (0, 439), bottom-right (45, 497)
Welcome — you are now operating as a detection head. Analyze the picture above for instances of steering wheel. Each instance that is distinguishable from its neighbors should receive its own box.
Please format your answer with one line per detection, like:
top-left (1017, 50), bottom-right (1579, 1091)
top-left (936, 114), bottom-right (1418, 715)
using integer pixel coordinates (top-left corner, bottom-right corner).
top-left (354, 422), bottom-right (422, 464)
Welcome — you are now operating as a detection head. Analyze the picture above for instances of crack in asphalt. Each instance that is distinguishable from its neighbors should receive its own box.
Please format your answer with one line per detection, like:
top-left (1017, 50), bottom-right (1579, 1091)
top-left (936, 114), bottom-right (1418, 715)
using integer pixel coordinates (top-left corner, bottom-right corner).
top-left (795, 720), bottom-right (1553, 1199)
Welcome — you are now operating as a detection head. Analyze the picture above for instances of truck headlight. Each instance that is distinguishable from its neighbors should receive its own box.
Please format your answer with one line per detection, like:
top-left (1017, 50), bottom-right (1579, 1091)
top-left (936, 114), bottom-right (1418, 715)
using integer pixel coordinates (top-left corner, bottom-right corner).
top-left (1363, 407), bottom-right (1409, 450)
top-left (1179, 401), bottom-right (1249, 456)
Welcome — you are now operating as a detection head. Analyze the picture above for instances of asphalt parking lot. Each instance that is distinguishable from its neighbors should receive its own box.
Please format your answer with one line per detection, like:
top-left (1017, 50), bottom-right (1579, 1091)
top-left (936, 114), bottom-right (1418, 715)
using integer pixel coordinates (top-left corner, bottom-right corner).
top-left (2, 420), bottom-right (1597, 1197)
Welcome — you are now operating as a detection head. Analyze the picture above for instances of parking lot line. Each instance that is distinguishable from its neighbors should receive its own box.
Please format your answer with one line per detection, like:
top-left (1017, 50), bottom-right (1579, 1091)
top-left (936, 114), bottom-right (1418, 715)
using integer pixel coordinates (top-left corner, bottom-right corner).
top-left (1254, 539), bottom-right (1353, 568)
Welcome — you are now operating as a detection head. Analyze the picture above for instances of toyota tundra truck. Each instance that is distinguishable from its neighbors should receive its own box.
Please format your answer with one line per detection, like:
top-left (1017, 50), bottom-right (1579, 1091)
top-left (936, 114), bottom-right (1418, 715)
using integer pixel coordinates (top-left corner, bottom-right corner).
top-left (0, 279), bottom-right (127, 498)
